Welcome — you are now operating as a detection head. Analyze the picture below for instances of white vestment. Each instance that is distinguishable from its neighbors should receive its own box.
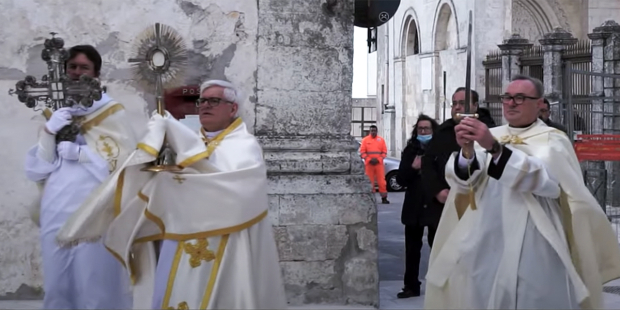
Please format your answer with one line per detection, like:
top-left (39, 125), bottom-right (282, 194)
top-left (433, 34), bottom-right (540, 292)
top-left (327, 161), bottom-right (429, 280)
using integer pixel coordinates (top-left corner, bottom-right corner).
top-left (24, 93), bottom-right (137, 309)
top-left (424, 120), bottom-right (620, 310)
top-left (56, 116), bottom-right (287, 310)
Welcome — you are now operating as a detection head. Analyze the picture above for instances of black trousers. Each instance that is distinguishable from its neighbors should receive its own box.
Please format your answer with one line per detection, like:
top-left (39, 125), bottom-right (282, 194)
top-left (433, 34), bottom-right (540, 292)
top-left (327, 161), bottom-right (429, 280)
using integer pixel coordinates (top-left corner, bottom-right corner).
top-left (403, 224), bottom-right (437, 289)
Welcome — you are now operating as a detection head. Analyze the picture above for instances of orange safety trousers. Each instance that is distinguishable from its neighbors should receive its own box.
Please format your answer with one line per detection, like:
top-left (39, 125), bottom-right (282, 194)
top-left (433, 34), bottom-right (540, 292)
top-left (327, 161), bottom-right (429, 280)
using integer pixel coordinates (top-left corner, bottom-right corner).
top-left (365, 162), bottom-right (387, 195)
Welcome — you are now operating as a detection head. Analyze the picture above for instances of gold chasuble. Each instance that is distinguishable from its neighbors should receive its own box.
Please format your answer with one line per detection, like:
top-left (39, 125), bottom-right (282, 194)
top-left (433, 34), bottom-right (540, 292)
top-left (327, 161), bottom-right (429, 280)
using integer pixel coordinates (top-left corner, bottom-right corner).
top-left (56, 116), bottom-right (287, 309)
top-left (424, 119), bottom-right (620, 310)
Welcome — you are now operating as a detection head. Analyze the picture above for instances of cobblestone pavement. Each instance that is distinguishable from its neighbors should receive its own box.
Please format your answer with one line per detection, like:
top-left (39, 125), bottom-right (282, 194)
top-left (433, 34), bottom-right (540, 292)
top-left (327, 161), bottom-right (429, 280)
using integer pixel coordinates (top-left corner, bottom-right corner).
top-left (1, 192), bottom-right (620, 309)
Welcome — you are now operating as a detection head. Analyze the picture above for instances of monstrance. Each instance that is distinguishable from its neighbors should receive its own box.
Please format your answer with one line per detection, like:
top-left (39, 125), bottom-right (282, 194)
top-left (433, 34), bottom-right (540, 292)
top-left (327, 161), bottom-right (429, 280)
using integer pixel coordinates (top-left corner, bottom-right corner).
top-left (128, 23), bottom-right (188, 172)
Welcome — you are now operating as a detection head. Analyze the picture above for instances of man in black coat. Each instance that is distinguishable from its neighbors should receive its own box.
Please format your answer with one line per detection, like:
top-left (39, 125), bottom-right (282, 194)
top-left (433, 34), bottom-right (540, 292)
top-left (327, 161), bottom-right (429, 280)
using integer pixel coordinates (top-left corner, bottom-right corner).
top-left (539, 98), bottom-right (567, 134)
top-left (420, 87), bottom-right (496, 249)
top-left (395, 114), bottom-right (439, 298)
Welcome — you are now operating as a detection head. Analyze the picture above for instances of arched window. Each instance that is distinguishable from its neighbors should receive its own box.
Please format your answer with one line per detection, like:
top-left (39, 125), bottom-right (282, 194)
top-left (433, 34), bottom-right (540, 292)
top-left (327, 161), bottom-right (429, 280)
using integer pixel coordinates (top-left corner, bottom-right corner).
top-left (434, 3), bottom-right (458, 51)
top-left (405, 19), bottom-right (420, 55)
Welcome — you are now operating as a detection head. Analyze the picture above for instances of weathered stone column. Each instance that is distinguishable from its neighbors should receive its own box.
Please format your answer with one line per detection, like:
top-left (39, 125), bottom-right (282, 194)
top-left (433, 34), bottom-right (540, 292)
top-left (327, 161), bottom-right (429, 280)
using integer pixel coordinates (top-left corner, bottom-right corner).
top-left (497, 34), bottom-right (532, 124)
top-left (539, 28), bottom-right (577, 125)
top-left (256, 0), bottom-right (378, 306)
top-left (587, 31), bottom-right (609, 136)
top-left (394, 56), bottom-right (405, 156)
top-left (586, 29), bottom-right (610, 209)
top-left (593, 20), bottom-right (620, 207)
top-left (498, 34), bottom-right (532, 90)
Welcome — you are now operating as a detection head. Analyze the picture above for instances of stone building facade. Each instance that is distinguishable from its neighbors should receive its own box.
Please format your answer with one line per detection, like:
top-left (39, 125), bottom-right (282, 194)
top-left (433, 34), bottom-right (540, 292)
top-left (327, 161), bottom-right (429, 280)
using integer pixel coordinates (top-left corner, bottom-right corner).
top-left (0, 0), bottom-right (378, 306)
top-left (373, 0), bottom-right (620, 157)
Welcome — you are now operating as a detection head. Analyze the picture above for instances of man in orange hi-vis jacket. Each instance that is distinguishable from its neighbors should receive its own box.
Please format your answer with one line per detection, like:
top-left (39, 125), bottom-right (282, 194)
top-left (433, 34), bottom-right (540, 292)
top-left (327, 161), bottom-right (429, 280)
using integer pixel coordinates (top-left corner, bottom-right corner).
top-left (360, 125), bottom-right (390, 204)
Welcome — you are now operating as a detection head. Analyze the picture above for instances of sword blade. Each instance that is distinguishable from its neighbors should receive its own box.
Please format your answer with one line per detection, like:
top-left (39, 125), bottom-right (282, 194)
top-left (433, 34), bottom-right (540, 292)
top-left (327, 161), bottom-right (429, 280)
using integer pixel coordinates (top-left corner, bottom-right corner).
top-left (464, 10), bottom-right (473, 114)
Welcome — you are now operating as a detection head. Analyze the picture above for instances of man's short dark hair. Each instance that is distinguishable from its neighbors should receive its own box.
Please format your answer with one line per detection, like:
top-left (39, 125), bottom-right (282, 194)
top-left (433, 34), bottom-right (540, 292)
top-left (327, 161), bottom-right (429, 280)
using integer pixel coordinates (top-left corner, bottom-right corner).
top-left (511, 74), bottom-right (544, 98)
top-left (452, 87), bottom-right (479, 104)
top-left (370, 125), bottom-right (377, 129)
top-left (65, 45), bottom-right (103, 77)
top-left (543, 98), bottom-right (550, 108)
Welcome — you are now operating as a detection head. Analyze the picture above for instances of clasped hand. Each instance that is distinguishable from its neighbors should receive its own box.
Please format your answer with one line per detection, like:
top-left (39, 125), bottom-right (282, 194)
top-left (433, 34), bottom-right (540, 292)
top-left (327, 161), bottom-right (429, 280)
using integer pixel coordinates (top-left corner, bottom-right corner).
top-left (454, 117), bottom-right (495, 154)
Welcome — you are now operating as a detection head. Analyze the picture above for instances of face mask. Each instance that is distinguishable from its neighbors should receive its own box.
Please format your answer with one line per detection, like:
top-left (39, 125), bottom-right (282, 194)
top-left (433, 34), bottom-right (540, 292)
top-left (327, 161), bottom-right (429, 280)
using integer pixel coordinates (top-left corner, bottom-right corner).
top-left (417, 134), bottom-right (432, 143)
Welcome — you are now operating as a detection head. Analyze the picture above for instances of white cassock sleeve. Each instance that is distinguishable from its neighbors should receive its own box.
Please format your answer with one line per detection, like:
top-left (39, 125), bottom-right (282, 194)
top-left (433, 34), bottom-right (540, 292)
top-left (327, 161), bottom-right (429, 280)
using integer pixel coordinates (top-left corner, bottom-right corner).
top-left (487, 146), bottom-right (561, 199)
top-left (445, 148), bottom-right (487, 193)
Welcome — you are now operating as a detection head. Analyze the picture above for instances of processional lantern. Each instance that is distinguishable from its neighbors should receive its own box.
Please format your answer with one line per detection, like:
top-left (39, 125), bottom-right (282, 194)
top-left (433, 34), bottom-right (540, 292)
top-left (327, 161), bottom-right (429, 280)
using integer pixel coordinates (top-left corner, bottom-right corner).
top-left (128, 23), bottom-right (188, 172)
top-left (8, 32), bottom-right (104, 143)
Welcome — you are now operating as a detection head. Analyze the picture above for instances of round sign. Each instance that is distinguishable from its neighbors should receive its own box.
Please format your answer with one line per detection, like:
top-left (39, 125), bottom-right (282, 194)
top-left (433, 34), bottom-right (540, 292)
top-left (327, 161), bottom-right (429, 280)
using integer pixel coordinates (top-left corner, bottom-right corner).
top-left (354, 0), bottom-right (401, 28)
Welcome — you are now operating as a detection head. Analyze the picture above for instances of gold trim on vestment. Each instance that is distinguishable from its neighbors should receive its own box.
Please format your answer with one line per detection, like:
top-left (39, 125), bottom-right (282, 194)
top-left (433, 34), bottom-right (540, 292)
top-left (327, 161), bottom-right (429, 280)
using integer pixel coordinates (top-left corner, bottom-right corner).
top-left (176, 117), bottom-right (244, 168)
top-left (80, 103), bottom-right (124, 134)
top-left (104, 244), bottom-right (136, 285)
top-left (133, 189), bottom-right (268, 242)
top-left (139, 191), bottom-right (166, 233)
top-left (43, 109), bottom-right (52, 120)
top-left (560, 191), bottom-right (581, 277)
top-left (177, 151), bottom-right (210, 168)
top-left (113, 169), bottom-right (126, 216)
top-left (137, 142), bottom-right (160, 157)
top-left (162, 242), bottom-right (185, 309)
top-left (200, 234), bottom-right (229, 309)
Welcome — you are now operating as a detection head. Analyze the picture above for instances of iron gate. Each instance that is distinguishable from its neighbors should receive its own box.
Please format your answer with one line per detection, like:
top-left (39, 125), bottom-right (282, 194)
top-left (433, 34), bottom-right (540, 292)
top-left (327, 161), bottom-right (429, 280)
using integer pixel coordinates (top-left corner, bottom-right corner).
top-left (563, 62), bottom-right (620, 239)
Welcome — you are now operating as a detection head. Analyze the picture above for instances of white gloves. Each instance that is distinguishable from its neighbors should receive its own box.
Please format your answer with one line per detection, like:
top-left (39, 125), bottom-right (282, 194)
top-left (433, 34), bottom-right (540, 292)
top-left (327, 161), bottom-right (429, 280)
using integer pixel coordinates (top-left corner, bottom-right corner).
top-left (151, 110), bottom-right (173, 119)
top-left (45, 107), bottom-right (73, 134)
top-left (149, 113), bottom-right (167, 134)
top-left (57, 141), bottom-right (81, 161)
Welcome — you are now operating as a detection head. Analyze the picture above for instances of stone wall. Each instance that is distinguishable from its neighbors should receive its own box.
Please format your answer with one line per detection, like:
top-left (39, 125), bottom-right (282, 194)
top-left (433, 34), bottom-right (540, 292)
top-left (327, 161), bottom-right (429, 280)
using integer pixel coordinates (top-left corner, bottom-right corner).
top-left (0, 0), bottom-right (377, 305)
top-left (257, 0), bottom-right (378, 306)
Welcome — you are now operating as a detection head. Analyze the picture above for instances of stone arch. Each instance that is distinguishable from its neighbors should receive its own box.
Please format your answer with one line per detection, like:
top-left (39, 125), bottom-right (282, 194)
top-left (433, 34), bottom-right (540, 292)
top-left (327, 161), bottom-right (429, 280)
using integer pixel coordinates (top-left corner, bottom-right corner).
top-left (400, 14), bottom-right (420, 56)
top-left (432, 1), bottom-right (459, 51)
top-left (512, 0), bottom-right (562, 42)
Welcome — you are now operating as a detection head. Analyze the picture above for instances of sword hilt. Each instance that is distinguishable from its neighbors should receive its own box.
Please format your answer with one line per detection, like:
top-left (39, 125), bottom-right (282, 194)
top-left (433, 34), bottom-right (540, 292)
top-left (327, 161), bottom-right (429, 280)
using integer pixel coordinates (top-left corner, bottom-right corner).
top-left (456, 112), bottom-right (478, 159)
top-left (456, 113), bottom-right (479, 120)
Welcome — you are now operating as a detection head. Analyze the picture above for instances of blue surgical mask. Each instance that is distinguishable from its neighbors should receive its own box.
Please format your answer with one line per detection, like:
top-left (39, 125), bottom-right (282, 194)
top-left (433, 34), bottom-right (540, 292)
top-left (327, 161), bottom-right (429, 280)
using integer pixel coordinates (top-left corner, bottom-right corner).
top-left (417, 134), bottom-right (432, 143)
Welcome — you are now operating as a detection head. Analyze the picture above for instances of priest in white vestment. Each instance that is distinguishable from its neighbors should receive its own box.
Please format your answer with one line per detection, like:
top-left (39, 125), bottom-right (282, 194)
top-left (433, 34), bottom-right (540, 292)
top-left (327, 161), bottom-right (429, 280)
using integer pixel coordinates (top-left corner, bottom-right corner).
top-left (24, 45), bottom-right (136, 309)
top-left (424, 75), bottom-right (620, 309)
top-left (56, 79), bottom-right (288, 310)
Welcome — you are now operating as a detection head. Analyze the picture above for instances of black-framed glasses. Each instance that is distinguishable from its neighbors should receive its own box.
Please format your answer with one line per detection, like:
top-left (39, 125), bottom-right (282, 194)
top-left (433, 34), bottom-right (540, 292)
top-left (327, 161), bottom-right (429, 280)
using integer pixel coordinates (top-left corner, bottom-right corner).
top-left (195, 97), bottom-right (231, 107)
top-left (500, 94), bottom-right (540, 105)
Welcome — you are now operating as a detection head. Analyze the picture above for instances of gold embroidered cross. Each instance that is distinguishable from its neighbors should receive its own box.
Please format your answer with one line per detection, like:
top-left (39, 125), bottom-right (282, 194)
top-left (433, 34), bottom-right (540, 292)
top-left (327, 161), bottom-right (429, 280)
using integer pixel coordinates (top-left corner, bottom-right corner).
top-left (499, 135), bottom-right (524, 145)
top-left (167, 301), bottom-right (189, 310)
top-left (183, 239), bottom-right (215, 268)
top-left (172, 175), bottom-right (186, 184)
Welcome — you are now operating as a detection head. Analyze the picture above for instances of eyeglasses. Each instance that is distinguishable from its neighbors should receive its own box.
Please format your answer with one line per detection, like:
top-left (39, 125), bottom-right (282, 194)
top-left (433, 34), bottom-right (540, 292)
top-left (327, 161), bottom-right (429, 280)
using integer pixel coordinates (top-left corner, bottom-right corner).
top-left (451, 100), bottom-right (473, 107)
top-left (417, 126), bottom-right (432, 132)
top-left (500, 94), bottom-right (540, 105)
top-left (195, 97), bottom-right (232, 108)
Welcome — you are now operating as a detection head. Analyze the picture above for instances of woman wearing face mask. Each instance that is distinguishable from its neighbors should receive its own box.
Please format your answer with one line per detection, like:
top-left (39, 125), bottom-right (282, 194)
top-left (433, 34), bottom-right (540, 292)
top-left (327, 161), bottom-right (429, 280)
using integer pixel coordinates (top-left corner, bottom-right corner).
top-left (395, 114), bottom-right (439, 299)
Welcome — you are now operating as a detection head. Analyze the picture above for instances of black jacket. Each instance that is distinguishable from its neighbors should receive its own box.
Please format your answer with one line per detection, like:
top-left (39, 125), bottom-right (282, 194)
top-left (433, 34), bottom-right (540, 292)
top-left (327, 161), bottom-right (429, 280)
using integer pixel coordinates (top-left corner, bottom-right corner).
top-left (396, 139), bottom-right (432, 226)
top-left (420, 108), bottom-right (497, 225)
top-left (542, 118), bottom-right (568, 134)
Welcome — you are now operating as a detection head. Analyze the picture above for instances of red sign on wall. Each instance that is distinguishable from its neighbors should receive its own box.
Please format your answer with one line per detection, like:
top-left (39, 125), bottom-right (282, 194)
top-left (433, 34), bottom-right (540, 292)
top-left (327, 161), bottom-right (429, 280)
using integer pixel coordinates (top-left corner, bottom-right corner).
top-left (164, 85), bottom-right (200, 119)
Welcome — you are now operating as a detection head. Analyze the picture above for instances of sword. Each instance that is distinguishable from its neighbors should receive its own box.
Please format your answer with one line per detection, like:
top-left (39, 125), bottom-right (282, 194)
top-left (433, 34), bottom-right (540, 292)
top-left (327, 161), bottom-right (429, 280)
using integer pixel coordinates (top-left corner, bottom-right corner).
top-left (456, 11), bottom-right (478, 120)
top-left (457, 10), bottom-right (478, 211)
